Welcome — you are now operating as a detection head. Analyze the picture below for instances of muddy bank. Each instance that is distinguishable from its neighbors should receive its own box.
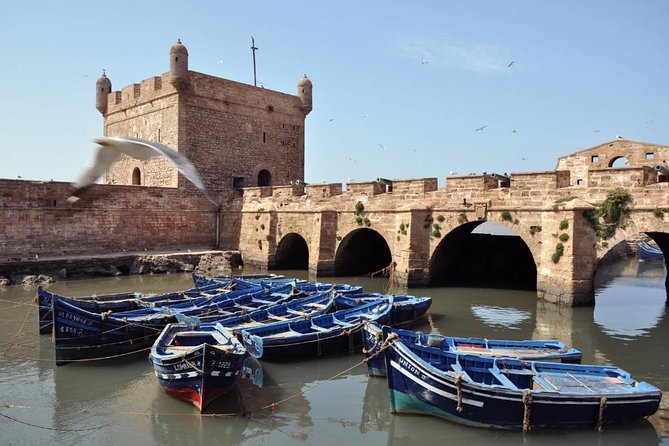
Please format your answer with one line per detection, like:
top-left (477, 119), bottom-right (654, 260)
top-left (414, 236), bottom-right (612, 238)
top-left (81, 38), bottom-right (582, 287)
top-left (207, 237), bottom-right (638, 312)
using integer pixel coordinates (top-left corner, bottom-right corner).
top-left (0, 250), bottom-right (243, 287)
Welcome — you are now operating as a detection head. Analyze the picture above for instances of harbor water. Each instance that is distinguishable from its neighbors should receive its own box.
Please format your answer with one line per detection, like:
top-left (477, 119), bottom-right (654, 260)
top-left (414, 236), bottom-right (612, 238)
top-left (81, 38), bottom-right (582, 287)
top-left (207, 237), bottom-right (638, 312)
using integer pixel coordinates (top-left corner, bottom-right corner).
top-left (0, 256), bottom-right (667, 445)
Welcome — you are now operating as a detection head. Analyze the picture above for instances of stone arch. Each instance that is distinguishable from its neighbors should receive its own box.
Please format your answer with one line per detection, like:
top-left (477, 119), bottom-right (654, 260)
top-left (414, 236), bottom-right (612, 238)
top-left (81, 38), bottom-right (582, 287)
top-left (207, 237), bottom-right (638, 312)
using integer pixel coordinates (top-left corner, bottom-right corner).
top-left (429, 220), bottom-right (538, 290)
top-left (609, 156), bottom-right (630, 168)
top-left (258, 169), bottom-right (272, 187)
top-left (131, 167), bottom-right (141, 185)
top-left (274, 233), bottom-right (309, 269)
top-left (334, 228), bottom-right (392, 276)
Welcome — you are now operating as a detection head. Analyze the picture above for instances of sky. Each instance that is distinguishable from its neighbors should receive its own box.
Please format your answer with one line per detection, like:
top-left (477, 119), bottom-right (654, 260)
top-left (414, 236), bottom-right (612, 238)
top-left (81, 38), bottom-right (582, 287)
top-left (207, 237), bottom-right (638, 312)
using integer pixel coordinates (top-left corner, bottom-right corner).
top-left (1, 1), bottom-right (668, 186)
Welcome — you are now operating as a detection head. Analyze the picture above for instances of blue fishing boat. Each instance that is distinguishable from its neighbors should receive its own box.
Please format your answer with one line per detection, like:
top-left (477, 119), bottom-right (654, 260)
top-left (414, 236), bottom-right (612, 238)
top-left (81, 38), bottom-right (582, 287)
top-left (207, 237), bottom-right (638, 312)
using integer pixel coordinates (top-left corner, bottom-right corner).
top-left (150, 322), bottom-right (246, 411)
top-left (191, 272), bottom-right (284, 288)
top-left (383, 328), bottom-right (661, 430)
top-left (362, 322), bottom-right (582, 377)
top-left (52, 283), bottom-right (297, 364)
top-left (212, 289), bottom-right (335, 332)
top-left (36, 279), bottom-right (252, 334)
top-left (241, 297), bottom-right (393, 360)
top-left (637, 241), bottom-right (664, 261)
top-left (335, 292), bottom-right (432, 326)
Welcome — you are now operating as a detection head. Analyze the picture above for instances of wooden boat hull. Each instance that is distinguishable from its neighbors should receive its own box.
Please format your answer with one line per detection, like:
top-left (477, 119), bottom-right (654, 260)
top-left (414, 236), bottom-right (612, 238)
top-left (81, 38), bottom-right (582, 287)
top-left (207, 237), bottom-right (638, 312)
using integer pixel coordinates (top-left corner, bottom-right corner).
top-left (242, 298), bottom-right (394, 360)
top-left (362, 323), bottom-right (583, 377)
top-left (152, 342), bottom-right (245, 411)
top-left (385, 339), bottom-right (661, 429)
top-left (53, 285), bottom-right (294, 364)
top-left (335, 293), bottom-right (432, 327)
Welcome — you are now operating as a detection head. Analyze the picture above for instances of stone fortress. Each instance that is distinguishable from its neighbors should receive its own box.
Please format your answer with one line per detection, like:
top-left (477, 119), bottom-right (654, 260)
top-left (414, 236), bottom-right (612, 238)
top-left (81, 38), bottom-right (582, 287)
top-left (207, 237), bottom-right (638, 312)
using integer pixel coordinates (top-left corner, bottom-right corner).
top-left (1, 41), bottom-right (667, 306)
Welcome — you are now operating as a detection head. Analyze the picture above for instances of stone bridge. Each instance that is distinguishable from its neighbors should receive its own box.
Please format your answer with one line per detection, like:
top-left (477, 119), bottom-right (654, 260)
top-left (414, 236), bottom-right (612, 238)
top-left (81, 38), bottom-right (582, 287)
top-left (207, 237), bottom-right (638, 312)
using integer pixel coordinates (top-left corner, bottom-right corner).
top-left (236, 139), bottom-right (669, 306)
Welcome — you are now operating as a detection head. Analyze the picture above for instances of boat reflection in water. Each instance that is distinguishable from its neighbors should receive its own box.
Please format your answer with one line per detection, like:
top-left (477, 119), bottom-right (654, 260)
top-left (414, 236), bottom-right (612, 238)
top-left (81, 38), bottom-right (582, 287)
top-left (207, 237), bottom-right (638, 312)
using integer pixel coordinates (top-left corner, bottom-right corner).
top-left (386, 412), bottom-right (659, 446)
top-left (470, 305), bottom-right (532, 329)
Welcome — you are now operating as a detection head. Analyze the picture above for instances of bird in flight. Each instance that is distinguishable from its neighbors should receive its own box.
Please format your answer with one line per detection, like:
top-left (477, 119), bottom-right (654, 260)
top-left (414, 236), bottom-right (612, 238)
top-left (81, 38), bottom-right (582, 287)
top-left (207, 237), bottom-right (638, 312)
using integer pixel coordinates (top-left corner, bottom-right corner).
top-left (329, 118), bottom-right (334, 122)
top-left (362, 113), bottom-right (369, 118)
top-left (511, 129), bottom-right (517, 134)
top-left (474, 125), bottom-right (487, 132)
top-left (378, 143), bottom-right (386, 150)
top-left (420, 59), bottom-right (429, 65)
top-left (507, 61), bottom-right (515, 68)
top-left (67, 136), bottom-right (215, 205)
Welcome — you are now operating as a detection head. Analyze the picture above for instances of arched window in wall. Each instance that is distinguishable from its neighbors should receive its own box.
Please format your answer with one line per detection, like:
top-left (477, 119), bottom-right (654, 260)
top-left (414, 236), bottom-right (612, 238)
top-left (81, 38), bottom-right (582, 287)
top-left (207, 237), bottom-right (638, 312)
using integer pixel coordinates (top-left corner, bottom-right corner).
top-left (132, 168), bottom-right (142, 185)
top-left (258, 169), bottom-right (272, 187)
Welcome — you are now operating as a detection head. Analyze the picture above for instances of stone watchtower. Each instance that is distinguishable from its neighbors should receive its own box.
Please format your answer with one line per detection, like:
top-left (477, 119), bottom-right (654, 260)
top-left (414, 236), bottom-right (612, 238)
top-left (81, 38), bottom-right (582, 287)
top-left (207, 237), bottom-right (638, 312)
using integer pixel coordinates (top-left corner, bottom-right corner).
top-left (96, 40), bottom-right (312, 199)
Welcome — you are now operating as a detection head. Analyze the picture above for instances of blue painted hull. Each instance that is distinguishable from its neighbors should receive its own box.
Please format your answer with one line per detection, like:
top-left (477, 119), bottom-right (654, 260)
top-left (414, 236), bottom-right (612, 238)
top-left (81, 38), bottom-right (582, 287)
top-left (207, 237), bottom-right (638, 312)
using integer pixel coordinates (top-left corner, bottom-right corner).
top-left (637, 242), bottom-right (664, 261)
top-left (385, 339), bottom-right (661, 430)
top-left (151, 324), bottom-right (246, 411)
top-left (242, 297), bottom-right (394, 360)
top-left (335, 293), bottom-right (432, 326)
top-left (53, 284), bottom-right (294, 364)
top-left (362, 323), bottom-right (582, 377)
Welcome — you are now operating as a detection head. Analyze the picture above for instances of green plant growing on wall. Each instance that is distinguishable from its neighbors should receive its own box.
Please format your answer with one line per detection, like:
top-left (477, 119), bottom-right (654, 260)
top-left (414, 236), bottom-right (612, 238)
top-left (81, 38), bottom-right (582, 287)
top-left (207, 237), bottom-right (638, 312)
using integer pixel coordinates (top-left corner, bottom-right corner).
top-left (436, 215), bottom-right (445, 223)
top-left (254, 214), bottom-right (260, 220)
top-left (601, 241), bottom-right (608, 248)
top-left (355, 201), bottom-right (365, 214)
top-left (513, 218), bottom-right (520, 225)
top-left (260, 223), bottom-right (265, 230)
top-left (653, 208), bottom-right (665, 218)
top-left (551, 242), bottom-right (564, 263)
top-left (432, 228), bottom-right (442, 238)
top-left (336, 235), bottom-right (342, 241)
top-left (458, 213), bottom-right (468, 224)
top-left (355, 216), bottom-right (363, 226)
top-left (501, 211), bottom-right (513, 222)
top-left (265, 235), bottom-right (271, 241)
top-left (583, 188), bottom-right (633, 240)
top-left (559, 233), bottom-right (570, 242)
top-left (398, 223), bottom-right (408, 236)
top-left (552, 196), bottom-right (575, 210)
top-left (257, 239), bottom-right (263, 250)
top-left (364, 217), bottom-right (371, 227)
top-left (529, 225), bottom-right (542, 236)
top-left (559, 219), bottom-right (569, 230)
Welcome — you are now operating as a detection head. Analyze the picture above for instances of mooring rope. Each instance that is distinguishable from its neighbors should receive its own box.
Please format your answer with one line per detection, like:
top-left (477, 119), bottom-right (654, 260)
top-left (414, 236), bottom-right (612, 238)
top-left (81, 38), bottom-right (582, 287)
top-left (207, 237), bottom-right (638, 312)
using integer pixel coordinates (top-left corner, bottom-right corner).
top-left (455, 373), bottom-right (464, 413)
top-left (597, 396), bottom-right (607, 431)
top-left (0, 412), bottom-right (109, 432)
top-left (522, 388), bottom-right (532, 433)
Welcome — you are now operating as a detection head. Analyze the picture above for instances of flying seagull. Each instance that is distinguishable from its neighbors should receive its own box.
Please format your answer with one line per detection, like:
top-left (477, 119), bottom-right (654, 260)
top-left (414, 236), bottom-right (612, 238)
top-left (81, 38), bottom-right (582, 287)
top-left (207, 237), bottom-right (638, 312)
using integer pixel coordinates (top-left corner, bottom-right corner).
top-left (474, 125), bottom-right (487, 132)
top-left (507, 61), bottom-right (515, 68)
top-left (67, 136), bottom-right (216, 205)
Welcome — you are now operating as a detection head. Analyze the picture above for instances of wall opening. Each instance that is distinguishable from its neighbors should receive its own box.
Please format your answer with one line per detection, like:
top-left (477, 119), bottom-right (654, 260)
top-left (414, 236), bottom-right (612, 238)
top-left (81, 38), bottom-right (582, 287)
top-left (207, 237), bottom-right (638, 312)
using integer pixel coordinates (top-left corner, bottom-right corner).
top-left (609, 156), bottom-right (630, 168)
top-left (429, 221), bottom-right (537, 290)
top-left (258, 170), bottom-right (272, 187)
top-left (334, 228), bottom-right (392, 276)
top-left (273, 233), bottom-right (309, 270)
top-left (131, 168), bottom-right (141, 185)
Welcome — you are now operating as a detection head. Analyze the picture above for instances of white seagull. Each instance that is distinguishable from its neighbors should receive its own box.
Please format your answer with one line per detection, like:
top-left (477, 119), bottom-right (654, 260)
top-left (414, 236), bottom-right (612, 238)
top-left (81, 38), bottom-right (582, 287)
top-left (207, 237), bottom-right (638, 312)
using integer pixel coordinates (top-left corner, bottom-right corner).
top-left (67, 136), bottom-right (216, 205)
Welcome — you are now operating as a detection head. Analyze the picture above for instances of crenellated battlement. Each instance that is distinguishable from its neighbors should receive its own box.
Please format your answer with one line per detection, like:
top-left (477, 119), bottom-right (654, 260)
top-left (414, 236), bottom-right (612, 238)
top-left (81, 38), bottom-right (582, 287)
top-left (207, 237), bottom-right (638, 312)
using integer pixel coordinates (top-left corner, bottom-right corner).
top-left (107, 73), bottom-right (174, 112)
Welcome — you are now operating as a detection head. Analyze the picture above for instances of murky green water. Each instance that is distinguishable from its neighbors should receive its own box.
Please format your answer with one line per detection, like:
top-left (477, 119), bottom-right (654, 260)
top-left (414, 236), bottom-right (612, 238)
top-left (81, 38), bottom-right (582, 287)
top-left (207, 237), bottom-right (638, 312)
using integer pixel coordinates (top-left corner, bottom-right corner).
top-left (0, 257), bottom-right (667, 445)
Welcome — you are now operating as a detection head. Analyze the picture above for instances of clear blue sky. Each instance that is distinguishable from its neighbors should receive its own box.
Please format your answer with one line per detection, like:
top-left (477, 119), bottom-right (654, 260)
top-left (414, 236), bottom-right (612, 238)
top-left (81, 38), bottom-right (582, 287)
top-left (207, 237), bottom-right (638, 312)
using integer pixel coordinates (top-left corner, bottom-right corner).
top-left (1, 1), bottom-right (667, 185)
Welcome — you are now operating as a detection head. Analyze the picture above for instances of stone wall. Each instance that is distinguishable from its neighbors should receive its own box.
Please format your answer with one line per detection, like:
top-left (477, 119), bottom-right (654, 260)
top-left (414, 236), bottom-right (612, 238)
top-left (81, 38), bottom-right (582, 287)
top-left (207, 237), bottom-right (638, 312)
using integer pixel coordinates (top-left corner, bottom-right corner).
top-left (0, 179), bottom-right (216, 260)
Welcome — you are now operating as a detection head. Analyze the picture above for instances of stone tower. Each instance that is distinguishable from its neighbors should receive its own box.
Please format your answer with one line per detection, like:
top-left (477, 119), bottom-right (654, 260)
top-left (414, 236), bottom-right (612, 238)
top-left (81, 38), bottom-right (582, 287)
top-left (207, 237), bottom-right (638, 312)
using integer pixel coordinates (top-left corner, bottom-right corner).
top-left (95, 70), bottom-right (112, 115)
top-left (169, 39), bottom-right (189, 90)
top-left (98, 41), bottom-right (311, 198)
top-left (297, 74), bottom-right (312, 115)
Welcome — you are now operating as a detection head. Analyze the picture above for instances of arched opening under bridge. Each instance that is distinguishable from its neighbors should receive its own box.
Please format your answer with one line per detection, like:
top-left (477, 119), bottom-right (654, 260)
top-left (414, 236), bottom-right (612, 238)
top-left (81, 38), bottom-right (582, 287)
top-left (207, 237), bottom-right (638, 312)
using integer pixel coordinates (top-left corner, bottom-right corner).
top-left (334, 228), bottom-right (392, 276)
top-left (273, 233), bottom-right (309, 270)
top-left (429, 221), bottom-right (537, 290)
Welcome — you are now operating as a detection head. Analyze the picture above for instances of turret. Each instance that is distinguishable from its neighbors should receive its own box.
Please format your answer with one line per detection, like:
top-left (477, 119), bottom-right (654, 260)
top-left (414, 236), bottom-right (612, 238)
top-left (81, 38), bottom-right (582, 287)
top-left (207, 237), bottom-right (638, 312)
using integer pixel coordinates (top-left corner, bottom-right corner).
top-left (95, 70), bottom-right (112, 115)
top-left (297, 74), bottom-right (312, 115)
top-left (169, 39), bottom-right (189, 90)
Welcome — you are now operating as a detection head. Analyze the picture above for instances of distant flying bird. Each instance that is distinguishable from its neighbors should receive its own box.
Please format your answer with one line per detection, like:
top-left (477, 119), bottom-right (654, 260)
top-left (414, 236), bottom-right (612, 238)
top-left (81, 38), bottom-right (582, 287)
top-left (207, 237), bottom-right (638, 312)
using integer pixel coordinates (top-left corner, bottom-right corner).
top-left (616, 135), bottom-right (624, 140)
top-left (67, 136), bottom-right (216, 205)
top-left (17, 175), bottom-right (22, 179)
top-left (420, 59), bottom-right (428, 65)
top-left (378, 143), bottom-right (386, 150)
top-left (511, 129), bottom-right (517, 134)
top-left (474, 125), bottom-right (487, 132)
top-left (362, 113), bottom-right (369, 118)
top-left (507, 61), bottom-right (515, 68)
top-left (594, 130), bottom-right (600, 133)
top-left (329, 118), bottom-right (334, 122)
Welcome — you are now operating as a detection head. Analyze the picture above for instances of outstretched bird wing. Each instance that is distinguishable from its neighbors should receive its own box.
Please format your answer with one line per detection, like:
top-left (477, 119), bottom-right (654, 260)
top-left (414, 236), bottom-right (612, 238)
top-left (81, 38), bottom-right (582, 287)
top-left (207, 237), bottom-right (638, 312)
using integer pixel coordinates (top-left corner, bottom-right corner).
top-left (68, 136), bottom-right (216, 206)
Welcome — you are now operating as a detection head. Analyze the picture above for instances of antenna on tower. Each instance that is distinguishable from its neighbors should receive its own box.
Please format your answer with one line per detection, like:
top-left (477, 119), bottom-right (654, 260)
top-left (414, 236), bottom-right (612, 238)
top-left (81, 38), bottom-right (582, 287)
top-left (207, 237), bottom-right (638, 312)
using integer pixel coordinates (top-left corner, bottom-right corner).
top-left (251, 36), bottom-right (258, 87)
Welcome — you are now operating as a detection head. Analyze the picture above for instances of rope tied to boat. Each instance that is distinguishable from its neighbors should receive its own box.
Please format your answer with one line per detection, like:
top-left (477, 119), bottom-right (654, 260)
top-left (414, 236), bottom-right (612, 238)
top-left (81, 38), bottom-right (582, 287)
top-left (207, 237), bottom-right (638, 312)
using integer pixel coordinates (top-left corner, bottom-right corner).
top-left (100, 310), bottom-right (112, 320)
top-left (362, 331), bottom-right (396, 360)
top-left (455, 373), bottom-right (464, 413)
top-left (522, 389), bottom-right (532, 433)
top-left (597, 396), bottom-right (607, 431)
